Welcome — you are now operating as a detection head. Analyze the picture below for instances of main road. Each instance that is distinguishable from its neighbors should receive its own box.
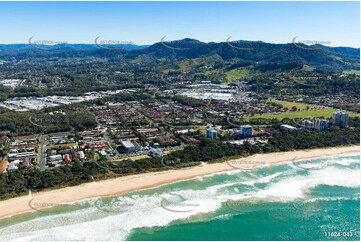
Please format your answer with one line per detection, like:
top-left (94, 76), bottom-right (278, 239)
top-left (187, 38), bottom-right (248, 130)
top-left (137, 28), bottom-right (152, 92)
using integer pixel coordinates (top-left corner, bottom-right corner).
top-left (39, 135), bottom-right (47, 170)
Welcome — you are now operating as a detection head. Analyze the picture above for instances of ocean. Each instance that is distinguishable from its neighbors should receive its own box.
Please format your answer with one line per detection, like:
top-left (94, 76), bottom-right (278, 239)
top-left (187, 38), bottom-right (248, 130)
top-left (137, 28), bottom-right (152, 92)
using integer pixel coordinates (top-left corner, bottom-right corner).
top-left (0, 154), bottom-right (359, 241)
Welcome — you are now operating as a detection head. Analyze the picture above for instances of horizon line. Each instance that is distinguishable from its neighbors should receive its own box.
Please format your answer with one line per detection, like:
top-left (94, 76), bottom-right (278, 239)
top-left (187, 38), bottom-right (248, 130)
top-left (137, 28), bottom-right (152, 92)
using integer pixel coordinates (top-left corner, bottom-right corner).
top-left (0, 38), bottom-right (359, 49)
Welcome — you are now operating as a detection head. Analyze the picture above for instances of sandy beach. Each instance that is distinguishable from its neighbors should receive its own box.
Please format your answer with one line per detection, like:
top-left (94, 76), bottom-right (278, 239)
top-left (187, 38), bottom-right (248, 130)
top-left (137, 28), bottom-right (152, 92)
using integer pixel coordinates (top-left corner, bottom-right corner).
top-left (0, 145), bottom-right (359, 219)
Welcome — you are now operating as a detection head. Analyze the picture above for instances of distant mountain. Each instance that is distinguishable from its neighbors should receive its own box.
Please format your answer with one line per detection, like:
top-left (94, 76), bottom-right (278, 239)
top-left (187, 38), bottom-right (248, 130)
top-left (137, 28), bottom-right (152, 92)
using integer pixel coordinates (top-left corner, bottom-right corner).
top-left (0, 43), bottom-right (149, 52)
top-left (0, 39), bottom-right (359, 72)
top-left (130, 38), bottom-right (359, 72)
top-left (311, 44), bottom-right (359, 58)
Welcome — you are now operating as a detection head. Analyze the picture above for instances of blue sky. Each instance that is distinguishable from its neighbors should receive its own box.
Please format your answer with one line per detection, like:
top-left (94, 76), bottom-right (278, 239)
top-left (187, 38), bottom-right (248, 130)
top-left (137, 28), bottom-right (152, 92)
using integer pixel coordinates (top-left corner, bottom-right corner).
top-left (0, 1), bottom-right (359, 47)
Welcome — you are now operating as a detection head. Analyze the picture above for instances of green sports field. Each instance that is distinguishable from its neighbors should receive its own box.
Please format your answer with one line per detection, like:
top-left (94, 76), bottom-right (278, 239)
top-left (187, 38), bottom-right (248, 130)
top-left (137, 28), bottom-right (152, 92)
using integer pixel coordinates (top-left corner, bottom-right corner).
top-left (248, 100), bottom-right (359, 120)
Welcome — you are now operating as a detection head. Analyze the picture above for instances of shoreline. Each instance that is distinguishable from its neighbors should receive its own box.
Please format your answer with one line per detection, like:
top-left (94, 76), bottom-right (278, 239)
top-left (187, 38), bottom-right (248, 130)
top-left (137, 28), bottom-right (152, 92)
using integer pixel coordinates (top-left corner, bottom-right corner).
top-left (0, 145), bottom-right (359, 220)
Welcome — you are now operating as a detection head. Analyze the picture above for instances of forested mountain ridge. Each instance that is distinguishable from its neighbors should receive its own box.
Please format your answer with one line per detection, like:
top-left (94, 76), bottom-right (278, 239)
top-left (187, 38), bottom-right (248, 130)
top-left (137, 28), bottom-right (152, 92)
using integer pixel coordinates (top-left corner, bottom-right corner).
top-left (0, 38), bottom-right (359, 72)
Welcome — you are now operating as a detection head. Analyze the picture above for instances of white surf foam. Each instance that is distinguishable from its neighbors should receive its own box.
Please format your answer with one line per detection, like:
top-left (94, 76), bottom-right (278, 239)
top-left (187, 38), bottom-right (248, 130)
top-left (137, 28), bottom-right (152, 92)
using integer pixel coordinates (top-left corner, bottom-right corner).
top-left (0, 155), bottom-right (359, 241)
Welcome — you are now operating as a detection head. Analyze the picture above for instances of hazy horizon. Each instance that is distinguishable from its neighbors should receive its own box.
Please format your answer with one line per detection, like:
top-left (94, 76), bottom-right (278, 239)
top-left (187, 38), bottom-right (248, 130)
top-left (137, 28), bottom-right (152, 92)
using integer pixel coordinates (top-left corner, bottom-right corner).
top-left (0, 37), bottom-right (360, 49)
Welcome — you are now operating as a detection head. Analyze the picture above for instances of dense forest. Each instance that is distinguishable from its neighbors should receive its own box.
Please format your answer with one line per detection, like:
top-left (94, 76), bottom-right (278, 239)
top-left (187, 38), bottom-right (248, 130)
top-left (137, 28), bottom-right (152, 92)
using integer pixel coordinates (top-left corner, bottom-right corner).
top-left (0, 108), bottom-right (97, 137)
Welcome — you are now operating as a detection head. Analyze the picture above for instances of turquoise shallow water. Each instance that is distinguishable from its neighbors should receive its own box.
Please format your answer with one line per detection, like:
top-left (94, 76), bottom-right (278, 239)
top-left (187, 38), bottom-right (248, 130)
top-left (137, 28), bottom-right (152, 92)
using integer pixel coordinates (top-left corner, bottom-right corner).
top-left (0, 154), bottom-right (359, 241)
